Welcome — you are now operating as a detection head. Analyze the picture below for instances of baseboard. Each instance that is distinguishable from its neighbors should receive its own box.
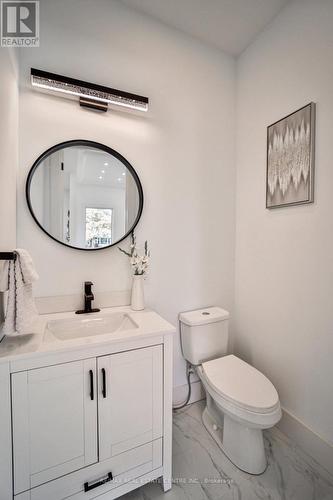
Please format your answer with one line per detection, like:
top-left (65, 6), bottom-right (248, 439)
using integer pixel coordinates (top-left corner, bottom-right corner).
top-left (173, 380), bottom-right (205, 407)
top-left (277, 408), bottom-right (333, 477)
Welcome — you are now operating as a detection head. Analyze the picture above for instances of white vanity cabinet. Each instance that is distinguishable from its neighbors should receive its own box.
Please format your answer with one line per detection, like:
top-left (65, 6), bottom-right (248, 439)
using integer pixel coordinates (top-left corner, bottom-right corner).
top-left (98, 346), bottom-right (163, 460)
top-left (0, 309), bottom-right (174, 500)
top-left (12, 359), bottom-right (98, 493)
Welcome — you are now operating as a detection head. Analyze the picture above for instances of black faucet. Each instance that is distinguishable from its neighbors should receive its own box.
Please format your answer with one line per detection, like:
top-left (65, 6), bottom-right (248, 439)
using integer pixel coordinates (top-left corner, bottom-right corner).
top-left (75, 281), bottom-right (100, 314)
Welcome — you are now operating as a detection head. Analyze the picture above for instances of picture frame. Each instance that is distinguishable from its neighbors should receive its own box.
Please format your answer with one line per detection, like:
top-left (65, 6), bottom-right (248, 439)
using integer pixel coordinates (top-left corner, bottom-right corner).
top-left (266, 102), bottom-right (316, 209)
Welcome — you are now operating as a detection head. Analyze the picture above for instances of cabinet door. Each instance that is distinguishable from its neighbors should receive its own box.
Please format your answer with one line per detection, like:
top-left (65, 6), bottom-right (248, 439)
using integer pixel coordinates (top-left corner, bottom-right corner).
top-left (98, 345), bottom-right (163, 461)
top-left (12, 359), bottom-right (98, 494)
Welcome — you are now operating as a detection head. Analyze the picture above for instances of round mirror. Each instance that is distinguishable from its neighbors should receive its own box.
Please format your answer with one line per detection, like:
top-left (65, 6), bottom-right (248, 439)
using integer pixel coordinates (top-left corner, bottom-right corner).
top-left (26, 140), bottom-right (143, 250)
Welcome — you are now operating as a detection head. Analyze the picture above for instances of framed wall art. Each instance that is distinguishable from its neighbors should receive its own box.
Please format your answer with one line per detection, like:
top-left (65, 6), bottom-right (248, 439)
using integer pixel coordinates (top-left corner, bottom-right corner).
top-left (266, 102), bottom-right (316, 209)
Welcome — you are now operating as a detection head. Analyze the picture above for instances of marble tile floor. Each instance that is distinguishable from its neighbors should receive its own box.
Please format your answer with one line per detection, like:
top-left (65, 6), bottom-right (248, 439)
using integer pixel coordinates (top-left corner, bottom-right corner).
top-left (122, 401), bottom-right (333, 500)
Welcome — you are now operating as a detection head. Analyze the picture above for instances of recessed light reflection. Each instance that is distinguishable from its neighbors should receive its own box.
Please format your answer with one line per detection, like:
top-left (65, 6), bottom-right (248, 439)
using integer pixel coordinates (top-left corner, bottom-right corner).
top-left (99, 176), bottom-right (103, 180)
top-left (122, 172), bottom-right (125, 176)
top-left (104, 162), bottom-right (108, 166)
top-left (101, 170), bottom-right (105, 174)
top-left (117, 177), bottom-right (122, 181)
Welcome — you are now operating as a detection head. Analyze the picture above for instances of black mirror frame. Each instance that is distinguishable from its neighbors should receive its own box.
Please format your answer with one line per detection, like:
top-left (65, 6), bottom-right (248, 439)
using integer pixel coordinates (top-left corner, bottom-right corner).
top-left (26, 140), bottom-right (144, 251)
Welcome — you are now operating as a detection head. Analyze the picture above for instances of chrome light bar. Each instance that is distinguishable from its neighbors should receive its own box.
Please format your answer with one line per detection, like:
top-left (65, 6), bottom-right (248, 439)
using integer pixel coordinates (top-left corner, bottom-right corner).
top-left (31, 68), bottom-right (149, 112)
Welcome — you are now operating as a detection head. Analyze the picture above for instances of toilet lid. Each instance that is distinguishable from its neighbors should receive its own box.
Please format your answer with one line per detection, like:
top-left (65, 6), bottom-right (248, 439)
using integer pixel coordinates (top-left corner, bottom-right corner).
top-left (202, 355), bottom-right (279, 413)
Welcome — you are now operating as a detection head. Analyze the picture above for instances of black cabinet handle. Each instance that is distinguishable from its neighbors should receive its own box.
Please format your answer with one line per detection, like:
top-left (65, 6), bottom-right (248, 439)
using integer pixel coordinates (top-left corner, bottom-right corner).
top-left (102, 368), bottom-right (107, 398)
top-left (89, 370), bottom-right (94, 400)
top-left (84, 472), bottom-right (113, 492)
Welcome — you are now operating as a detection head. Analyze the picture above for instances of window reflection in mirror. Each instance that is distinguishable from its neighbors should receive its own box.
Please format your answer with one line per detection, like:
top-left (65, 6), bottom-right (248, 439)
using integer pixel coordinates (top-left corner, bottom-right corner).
top-left (85, 208), bottom-right (112, 249)
top-left (28, 143), bottom-right (143, 250)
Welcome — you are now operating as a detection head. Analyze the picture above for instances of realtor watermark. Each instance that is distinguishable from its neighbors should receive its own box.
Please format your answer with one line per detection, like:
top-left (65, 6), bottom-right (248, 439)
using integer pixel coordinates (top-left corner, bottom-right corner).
top-left (1, 0), bottom-right (39, 46)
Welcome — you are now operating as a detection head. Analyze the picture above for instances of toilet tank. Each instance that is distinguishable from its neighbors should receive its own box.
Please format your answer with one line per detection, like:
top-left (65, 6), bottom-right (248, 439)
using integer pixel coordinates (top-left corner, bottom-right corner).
top-left (179, 307), bottom-right (230, 365)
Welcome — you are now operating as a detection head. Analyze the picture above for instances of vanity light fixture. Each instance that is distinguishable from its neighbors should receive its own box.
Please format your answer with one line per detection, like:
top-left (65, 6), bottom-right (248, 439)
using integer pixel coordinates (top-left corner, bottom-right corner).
top-left (30, 68), bottom-right (149, 113)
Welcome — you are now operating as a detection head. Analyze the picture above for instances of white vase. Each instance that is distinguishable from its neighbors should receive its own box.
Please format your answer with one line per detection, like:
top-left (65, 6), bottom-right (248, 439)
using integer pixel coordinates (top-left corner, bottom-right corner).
top-left (131, 275), bottom-right (145, 311)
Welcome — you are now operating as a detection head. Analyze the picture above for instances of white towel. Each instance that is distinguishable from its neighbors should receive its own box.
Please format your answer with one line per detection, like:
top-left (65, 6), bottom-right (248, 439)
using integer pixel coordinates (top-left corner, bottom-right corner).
top-left (0, 249), bottom-right (39, 336)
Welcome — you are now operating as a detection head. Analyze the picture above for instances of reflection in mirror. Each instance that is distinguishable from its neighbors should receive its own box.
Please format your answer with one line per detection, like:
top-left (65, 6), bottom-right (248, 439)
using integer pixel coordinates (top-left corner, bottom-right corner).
top-left (27, 142), bottom-right (143, 250)
top-left (85, 207), bottom-right (112, 248)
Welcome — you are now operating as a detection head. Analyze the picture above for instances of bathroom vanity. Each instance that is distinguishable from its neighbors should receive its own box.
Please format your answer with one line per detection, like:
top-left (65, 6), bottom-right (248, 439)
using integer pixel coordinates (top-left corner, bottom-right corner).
top-left (0, 307), bottom-right (175, 500)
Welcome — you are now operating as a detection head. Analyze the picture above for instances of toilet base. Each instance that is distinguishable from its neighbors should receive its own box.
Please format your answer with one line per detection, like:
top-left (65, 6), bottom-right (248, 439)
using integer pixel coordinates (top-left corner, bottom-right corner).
top-left (202, 405), bottom-right (267, 475)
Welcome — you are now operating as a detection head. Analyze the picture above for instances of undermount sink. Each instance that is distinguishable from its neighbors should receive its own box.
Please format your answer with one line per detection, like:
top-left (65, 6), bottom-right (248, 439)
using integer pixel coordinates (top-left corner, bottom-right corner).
top-left (46, 312), bottom-right (138, 341)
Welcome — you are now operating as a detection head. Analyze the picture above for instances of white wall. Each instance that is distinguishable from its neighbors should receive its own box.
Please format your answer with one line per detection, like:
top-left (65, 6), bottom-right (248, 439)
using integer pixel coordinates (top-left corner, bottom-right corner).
top-left (17, 0), bottom-right (236, 391)
top-left (235, 0), bottom-right (333, 446)
top-left (0, 48), bottom-right (18, 323)
top-left (0, 48), bottom-right (18, 251)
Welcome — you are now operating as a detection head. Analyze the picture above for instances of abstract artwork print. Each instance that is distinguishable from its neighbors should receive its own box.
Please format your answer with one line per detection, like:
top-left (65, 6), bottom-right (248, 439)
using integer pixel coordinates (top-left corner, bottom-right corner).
top-left (266, 102), bottom-right (315, 208)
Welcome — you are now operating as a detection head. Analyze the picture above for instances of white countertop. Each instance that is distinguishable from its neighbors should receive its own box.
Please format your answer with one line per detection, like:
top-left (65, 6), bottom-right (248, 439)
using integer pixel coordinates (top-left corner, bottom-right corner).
top-left (0, 306), bottom-right (175, 365)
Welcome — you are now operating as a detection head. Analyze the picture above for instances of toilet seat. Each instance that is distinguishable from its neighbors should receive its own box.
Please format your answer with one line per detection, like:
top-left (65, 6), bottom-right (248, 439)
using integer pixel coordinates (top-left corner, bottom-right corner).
top-left (202, 354), bottom-right (279, 414)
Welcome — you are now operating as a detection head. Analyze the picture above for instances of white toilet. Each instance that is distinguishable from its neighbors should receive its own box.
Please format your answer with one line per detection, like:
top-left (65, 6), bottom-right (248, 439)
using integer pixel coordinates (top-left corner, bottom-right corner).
top-left (179, 307), bottom-right (281, 475)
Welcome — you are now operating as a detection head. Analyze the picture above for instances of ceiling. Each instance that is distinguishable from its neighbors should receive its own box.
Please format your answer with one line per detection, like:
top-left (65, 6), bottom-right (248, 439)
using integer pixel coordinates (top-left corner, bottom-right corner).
top-left (121, 0), bottom-right (290, 56)
top-left (62, 148), bottom-right (127, 188)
